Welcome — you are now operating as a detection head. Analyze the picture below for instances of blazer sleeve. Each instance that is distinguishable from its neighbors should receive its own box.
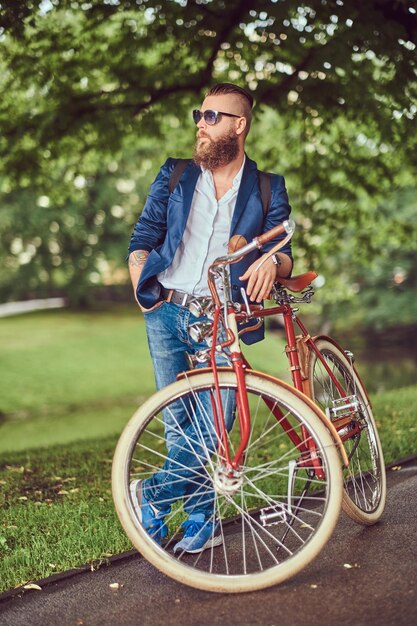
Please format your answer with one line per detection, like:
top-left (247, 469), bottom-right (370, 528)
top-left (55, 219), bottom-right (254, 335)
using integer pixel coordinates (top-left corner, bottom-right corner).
top-left (261, 174), bottom-right (293, 263)
top-left (127, 158), bottom-right (176, 255)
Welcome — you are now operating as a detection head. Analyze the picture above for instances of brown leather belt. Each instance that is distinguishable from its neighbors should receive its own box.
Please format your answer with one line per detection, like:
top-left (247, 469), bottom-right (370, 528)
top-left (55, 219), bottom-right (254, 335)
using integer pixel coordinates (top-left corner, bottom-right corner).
top-left (161, 287), bottom-right (207, 308)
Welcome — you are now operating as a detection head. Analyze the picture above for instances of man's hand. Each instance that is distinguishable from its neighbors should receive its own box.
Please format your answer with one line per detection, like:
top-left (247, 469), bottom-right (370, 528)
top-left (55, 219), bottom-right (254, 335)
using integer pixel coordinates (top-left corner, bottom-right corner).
top-left (239, 254), bottom-right (276, 303)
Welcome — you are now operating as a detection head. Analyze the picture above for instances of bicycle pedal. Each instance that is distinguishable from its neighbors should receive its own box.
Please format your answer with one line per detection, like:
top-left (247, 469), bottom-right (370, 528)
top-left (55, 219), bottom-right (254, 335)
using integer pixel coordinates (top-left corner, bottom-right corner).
top-left (327, 395), bottom-right (360, 420)
top-left (260, 505), bottom-right (287, 527)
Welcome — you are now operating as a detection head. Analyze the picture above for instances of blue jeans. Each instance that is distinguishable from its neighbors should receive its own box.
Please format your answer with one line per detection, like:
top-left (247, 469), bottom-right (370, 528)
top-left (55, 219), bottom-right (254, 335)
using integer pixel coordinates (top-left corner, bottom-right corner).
top-left (143, 301), bottom-right (235, 517)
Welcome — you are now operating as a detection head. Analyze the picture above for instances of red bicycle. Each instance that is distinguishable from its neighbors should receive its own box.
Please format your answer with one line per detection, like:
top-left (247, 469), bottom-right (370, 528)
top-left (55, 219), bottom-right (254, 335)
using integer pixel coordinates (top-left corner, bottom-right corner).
top-left (112, 221), bottom-right (385, 592)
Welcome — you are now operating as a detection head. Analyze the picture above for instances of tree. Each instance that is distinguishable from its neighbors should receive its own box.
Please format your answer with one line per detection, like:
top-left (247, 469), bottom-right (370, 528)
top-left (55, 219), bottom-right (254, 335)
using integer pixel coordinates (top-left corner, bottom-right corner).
top-left (0, 0), bottom-right (416, 309)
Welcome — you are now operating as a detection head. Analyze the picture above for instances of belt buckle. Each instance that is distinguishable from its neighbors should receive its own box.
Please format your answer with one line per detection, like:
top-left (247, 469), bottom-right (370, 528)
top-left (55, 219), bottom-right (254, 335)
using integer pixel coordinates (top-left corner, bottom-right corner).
top-left (181, 293), bottom-right (188, 307)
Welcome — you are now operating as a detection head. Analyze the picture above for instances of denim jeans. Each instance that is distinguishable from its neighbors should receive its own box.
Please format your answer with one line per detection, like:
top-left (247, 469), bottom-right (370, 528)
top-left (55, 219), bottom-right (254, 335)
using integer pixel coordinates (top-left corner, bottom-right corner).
top-left (143, 301), bottom-right (235, 517)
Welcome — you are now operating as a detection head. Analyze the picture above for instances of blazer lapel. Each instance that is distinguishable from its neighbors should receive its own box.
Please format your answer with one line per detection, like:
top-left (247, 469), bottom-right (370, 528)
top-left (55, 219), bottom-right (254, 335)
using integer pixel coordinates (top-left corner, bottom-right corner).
top-left (230, 155), bottom-right (258, 235)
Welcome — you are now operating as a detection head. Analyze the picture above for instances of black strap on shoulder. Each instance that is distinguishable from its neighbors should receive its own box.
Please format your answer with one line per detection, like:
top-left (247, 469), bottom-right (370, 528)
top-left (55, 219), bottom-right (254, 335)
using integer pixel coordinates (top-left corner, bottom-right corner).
top-left (169, 158), bottom-right (191, 193)
top-left (258, 170), bottom-right (271, 219)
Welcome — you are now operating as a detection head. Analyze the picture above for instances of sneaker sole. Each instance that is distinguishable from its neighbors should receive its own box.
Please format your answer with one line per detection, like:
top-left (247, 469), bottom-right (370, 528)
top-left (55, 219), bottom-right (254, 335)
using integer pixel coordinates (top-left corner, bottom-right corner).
top-left (129, 479), bottom-right (143, 523)
top-left (174, 533), bottom-right (223, 554)
top-left (129, 480), bottom-right (167, 544)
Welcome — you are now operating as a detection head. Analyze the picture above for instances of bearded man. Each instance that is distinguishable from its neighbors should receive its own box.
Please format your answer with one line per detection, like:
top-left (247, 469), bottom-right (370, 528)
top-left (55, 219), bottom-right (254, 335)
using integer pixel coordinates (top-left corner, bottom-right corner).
top-left (127, 83), bottom-right (293, 553)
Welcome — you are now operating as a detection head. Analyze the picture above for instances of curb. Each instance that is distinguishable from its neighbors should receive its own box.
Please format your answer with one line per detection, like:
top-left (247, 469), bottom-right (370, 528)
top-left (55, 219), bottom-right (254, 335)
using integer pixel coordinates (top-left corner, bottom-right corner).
top-left (1, 453), bottom-right (417, 605)
top-left (0, 549), bottom-right (139, 605)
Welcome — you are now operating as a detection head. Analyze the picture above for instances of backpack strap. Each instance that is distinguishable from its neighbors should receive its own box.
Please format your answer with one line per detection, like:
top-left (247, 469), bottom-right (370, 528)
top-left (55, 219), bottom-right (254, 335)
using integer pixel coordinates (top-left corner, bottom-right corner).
top-left (169, 158), bottom-right (191, 193)
top-left (258, 170), bottom-right (271, 219)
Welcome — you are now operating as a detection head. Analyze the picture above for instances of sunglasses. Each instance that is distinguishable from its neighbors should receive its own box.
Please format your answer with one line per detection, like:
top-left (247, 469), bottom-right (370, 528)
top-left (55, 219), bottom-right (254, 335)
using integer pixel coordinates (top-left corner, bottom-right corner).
top-left (192, 109), bottom-right (242, 125)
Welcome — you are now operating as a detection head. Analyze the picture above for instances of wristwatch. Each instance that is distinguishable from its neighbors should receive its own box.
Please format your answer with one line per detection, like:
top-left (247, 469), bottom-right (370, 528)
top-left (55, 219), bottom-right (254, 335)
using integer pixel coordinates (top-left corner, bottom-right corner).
top-left (271, 253), bottom-right (281, 266)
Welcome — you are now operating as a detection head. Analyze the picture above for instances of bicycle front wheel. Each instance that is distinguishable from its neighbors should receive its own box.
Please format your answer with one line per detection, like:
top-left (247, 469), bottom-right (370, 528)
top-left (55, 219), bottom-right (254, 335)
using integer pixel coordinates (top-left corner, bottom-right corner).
top-left (112, 370), bottom-right (342, 592)
top-left (308, 338), bottom-right (386, 525)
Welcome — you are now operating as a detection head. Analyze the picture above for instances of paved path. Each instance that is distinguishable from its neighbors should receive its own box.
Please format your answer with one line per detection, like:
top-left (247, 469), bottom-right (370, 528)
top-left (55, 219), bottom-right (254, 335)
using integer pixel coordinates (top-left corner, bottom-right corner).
top-left (0, 298), bottom-right (65, 318)
top-left (1, 462), bottom-right (416, 626)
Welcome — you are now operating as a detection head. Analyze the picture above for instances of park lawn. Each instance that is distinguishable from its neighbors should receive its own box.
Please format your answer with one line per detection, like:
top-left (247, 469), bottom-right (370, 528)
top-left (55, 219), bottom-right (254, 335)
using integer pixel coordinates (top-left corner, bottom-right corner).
top-left (0, 306), bottom-right (155, 418)
top-left (0, 308), bottom-right (416, 592)
top-left (0, 307), bottom-right (289, 453)
top-left (0, 436), bottom-right (130, 593)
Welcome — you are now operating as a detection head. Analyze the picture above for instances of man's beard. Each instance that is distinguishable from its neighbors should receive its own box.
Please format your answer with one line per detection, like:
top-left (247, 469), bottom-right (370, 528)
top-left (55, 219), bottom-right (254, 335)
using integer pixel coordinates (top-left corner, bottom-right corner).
top-left (193, 129), bottom-right (240, 170)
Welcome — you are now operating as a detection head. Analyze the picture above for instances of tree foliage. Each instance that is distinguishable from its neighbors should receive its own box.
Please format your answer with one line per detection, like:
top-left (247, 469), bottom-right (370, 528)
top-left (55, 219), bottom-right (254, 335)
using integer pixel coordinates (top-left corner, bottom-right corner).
top-left (0, 0), bottom-right (416, 313)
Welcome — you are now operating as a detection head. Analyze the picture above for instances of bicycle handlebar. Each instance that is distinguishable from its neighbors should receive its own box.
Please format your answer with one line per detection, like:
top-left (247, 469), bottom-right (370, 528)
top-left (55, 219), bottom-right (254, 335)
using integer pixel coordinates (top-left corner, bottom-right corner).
top-left (254, 219), bottom-right (295, 248)
top-left (214, 219), bottom-right (296, 265)
top-left (207, 219), bottom-right (296, 306)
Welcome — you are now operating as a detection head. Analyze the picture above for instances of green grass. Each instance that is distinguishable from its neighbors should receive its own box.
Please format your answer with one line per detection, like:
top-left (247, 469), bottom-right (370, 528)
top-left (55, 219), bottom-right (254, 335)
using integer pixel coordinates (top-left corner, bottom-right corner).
top-left (0, 437), bottom-right (131, 592)
top-left (0, 306), bottom-right (154, 417)
top-left (0, 308), bottom-right (289, 453)
top-left (371, 386), bottom-right (417, 460)
top-left (0, 308), bottom-right (415, 592)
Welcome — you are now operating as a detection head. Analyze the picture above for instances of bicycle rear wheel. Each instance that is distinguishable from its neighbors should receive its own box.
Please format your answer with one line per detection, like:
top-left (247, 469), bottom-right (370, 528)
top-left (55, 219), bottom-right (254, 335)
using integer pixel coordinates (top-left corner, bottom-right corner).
top-left (308, 338), bottom-right (386, 525)
top-left (112, 370), bottom-right (342, 592)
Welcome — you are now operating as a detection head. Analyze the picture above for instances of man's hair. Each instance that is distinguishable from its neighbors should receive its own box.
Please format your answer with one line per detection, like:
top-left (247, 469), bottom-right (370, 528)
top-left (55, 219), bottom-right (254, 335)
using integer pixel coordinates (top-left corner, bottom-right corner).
top-left (206, 83), bottom-right (253, 135)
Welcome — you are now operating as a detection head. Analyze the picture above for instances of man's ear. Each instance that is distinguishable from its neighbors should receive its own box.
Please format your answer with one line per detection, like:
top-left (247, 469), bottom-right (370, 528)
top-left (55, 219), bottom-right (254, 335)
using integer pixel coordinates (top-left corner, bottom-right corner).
top-left (236, 117), bottom-right (247, 135)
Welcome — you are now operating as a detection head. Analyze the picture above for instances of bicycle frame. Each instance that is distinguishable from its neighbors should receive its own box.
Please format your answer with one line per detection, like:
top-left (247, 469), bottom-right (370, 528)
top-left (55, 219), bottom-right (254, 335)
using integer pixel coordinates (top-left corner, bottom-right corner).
top-left (185, 221), bottom-right (350, 475)
top-left (240, 305), bottom-right (365, 444)
top-left (204, 300), bottom-right (350, 477)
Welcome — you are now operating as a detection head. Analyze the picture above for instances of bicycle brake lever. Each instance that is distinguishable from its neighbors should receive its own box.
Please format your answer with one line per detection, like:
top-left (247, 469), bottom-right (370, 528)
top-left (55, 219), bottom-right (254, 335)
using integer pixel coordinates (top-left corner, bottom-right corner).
top-left (240, 287), bottom-right (251, 316)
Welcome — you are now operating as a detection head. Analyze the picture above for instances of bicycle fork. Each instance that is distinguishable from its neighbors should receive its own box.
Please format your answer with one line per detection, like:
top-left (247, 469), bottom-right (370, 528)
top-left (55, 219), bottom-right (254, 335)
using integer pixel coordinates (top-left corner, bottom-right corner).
top-left (208, 305), bottom-right (252, 472)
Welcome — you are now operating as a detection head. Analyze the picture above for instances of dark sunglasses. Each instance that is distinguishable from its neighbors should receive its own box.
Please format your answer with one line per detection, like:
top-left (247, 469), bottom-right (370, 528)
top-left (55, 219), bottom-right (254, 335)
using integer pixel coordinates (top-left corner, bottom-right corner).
top-left (192, 109), bottom-right (242, 125)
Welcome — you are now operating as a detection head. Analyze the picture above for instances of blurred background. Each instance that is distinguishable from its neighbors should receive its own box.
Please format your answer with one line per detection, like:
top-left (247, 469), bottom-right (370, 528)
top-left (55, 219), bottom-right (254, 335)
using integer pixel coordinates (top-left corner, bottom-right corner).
top-left (1, 0), bottom-right (417, 448)
top-left (1, 0), bottom-right (417, 591)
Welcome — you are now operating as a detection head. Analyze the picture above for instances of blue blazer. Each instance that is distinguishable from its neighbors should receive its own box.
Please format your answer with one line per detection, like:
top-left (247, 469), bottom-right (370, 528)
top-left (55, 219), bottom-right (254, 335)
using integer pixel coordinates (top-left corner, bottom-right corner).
top-left (128, 155), bottom-right (292, 344)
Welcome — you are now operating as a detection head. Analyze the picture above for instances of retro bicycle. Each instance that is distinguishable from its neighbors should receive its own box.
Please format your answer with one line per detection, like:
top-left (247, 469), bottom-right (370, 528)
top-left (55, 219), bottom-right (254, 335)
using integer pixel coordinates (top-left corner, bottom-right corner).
top-left (112, 220), bottom-right (385, 593)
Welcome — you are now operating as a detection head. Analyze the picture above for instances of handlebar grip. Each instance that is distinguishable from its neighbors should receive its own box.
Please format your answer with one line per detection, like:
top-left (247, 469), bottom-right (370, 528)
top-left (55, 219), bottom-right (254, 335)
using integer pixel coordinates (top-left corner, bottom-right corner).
top-left (254, 219), bottom-right (295, 248)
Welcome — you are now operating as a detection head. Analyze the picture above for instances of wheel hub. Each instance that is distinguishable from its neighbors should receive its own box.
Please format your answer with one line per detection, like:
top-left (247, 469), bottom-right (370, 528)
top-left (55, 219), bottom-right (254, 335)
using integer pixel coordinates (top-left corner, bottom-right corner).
top-left (213, 465), bottom-right (244, 495)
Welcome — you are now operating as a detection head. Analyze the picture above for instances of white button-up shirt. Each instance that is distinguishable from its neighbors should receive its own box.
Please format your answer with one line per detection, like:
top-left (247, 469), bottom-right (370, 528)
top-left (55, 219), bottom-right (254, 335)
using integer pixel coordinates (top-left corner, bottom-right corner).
top-left (158, 158), bottom-right (245, 296)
